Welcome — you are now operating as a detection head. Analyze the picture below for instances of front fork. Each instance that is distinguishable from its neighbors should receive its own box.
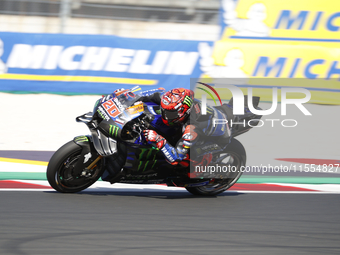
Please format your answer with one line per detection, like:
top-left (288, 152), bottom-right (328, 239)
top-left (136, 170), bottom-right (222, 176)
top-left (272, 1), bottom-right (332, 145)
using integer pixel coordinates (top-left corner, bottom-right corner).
top-left (80, 155), bottom-right (103, 177)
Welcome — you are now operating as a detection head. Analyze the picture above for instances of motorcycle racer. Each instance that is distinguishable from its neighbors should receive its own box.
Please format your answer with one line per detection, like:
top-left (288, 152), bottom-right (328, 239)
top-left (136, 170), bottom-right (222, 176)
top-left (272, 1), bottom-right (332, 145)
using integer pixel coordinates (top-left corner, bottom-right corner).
top-left (140, 87), bottom-right (232, 167)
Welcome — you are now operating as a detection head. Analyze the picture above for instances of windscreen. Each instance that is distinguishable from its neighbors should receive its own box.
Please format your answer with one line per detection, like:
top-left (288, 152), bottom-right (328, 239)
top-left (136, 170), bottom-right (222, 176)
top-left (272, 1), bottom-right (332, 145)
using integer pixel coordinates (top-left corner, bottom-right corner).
top-left (114, 87), bottom-right (142, 109)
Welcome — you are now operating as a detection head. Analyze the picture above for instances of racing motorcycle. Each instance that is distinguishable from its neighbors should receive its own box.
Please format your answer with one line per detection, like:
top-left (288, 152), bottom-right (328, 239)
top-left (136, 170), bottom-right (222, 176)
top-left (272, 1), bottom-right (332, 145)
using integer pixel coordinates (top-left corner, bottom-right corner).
top-left (47, 86), bottom-right (262, 196)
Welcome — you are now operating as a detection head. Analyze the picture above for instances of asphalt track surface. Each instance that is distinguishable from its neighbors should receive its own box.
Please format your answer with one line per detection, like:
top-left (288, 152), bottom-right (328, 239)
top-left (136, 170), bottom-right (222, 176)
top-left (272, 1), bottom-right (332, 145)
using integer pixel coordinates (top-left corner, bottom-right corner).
top-left (1, 150), bottom-right (340, 254)
top-left (1, 189), bottom-right (340, 255)
top-left (1, 92), bottom-right (340, 255)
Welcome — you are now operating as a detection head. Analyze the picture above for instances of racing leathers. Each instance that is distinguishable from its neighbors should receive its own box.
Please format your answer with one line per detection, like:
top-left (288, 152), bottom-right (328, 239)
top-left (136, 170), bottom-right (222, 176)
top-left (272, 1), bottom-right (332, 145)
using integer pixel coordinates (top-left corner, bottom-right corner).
top-left (140, 92), bottom-right (231, 167)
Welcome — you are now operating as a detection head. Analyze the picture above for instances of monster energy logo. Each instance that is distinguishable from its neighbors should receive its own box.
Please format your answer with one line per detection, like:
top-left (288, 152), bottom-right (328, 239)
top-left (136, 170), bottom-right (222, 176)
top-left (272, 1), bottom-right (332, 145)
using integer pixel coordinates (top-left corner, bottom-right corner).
top-left (138, 161), bottom-right (150, 172)
top-left (138, 147), bottom-right (159, 161)
top-left (139, 148), bottom-right (149, 160)
top-left (184, 96), bottom-right (192, 107)
top-left (74, 136), bottom-right (88, 143)
top-left (109, 125), bottom-right (119, 138)
top-left (137, 147), bottom-right (159, 171)
top-left (137, 160), bottom-right (158, 172)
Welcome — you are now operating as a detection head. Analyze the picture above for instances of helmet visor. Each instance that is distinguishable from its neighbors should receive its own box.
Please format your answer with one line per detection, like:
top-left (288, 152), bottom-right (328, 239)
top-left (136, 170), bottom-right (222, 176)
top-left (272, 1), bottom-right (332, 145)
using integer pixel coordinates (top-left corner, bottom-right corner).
top-left (161, 108), bottom-right (180, 121)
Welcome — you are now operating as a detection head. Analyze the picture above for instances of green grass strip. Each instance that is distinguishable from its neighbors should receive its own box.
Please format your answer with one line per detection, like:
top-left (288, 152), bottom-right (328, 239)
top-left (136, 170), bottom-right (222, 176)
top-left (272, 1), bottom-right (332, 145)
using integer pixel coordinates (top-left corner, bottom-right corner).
top-left (1, 173), bottom-right (340, 184)
top-left (0, 172), bottom-right (47, 180)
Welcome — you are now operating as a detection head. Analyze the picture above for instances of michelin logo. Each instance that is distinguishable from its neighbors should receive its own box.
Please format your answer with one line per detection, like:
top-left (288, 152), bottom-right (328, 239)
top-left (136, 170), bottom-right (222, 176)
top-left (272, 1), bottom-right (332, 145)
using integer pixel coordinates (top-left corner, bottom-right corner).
top-left (198, 42), bottom-right (248, 84)
top-left (0, 39), bottom-right (7, 74)
top-left (222, 0), bottom-right (270, 37)
top-left (6, 44), bottom-right (199, 75)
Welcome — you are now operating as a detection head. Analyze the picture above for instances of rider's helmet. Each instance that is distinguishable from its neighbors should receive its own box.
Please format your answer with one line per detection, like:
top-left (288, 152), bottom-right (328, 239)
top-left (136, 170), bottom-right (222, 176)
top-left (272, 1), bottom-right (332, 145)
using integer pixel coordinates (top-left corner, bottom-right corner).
top-left (160, 88), bottom-right (194, 126)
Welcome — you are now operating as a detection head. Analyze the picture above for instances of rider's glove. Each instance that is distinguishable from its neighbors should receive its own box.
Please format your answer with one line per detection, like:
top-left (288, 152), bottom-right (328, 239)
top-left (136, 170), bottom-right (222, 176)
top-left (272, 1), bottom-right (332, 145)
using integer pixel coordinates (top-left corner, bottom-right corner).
top-left (143, 130), bottom-right (166, 149)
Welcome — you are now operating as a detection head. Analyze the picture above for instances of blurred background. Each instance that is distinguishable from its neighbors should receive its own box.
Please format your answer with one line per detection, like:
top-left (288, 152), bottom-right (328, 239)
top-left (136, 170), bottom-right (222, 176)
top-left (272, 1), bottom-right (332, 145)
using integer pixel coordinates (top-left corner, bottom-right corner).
top-left (0, 0), bottom-right (339, 156)
top-left (0, 0), bottom-right (220, 40)
top-left (1, 0), bottom-right (339, 103)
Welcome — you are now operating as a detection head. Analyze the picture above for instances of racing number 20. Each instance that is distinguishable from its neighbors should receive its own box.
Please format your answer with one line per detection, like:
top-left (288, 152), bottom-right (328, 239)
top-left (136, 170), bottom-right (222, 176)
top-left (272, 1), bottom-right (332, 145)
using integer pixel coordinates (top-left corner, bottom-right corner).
top-left (103, 99), bottom-right (121, 118)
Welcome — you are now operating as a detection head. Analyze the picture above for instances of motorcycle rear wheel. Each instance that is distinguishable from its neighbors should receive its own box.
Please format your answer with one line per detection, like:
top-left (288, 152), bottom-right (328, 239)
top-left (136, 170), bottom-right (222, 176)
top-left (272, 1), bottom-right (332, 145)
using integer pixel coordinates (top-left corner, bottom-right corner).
top-left (185, 138), bottom-right (246, 196)
top-left (46, 141), bottom-right (104, 193)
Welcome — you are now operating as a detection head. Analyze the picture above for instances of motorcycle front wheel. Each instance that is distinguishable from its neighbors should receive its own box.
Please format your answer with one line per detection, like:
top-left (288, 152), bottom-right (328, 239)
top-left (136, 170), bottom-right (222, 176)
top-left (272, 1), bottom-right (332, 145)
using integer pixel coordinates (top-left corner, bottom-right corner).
top-left (46, 141), bottom-right (104, 193)
top-left (185, 138), bottom-right (246, 196)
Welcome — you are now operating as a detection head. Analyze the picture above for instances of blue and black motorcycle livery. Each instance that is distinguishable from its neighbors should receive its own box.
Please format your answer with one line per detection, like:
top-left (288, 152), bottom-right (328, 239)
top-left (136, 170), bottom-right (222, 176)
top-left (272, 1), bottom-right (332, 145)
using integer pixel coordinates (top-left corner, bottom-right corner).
top-left (47, 86), bottom-right (260, 195)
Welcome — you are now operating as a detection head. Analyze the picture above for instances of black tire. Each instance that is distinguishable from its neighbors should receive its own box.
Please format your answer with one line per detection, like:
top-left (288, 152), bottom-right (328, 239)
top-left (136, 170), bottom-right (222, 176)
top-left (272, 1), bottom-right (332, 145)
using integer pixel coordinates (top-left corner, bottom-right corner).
top-left (46, 141), bottom-right (104, 193)
top-left (185, 138), bottom-right (246, 196)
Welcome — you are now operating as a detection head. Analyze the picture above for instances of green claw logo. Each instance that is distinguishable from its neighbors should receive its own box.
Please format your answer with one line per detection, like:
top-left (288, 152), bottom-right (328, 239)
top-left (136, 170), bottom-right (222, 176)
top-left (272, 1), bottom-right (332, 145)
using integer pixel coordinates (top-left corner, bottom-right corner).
top-left (74, 136), bottom-right (88, 143)
top-left (184, 96), bottom-right (193, 107)
top-left (109, 125), bottom-right (119, 137)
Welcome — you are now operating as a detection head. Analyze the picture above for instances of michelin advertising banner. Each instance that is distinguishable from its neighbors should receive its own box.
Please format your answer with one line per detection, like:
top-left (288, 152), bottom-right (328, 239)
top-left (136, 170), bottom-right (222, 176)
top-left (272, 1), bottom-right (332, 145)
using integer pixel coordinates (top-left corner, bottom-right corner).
top-left (210, 0), bottom-right (340, 104)
top-left (0, 32), bottom-right (212, 95)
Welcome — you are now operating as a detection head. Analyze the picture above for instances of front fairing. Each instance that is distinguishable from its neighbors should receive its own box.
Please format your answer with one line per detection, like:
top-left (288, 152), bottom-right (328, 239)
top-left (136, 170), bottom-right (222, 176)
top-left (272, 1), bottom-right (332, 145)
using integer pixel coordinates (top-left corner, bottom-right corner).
top-left (91, 88), bottom-right (167, 143)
